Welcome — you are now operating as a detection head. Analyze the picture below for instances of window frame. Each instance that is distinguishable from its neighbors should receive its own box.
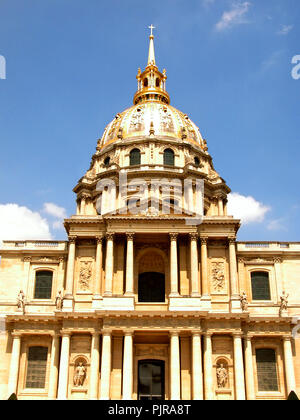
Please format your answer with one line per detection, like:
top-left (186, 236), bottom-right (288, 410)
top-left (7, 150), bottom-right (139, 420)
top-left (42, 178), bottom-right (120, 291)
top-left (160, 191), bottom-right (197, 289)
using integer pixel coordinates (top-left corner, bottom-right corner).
top-left (33, 270), bottom-right (54, 300)
top-left (129, 148), bottom-right (141, 166)
top-left (163, 148), bottom-right (175, 166)
top-left (250, 270), bottom-right (272, 302)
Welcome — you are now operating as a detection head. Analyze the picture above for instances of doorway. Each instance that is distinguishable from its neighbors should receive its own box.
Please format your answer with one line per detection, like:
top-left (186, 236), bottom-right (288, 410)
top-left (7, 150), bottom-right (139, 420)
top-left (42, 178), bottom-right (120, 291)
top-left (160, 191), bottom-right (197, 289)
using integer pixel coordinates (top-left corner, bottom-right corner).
top-left (138, 360), bottom-right (165, 400)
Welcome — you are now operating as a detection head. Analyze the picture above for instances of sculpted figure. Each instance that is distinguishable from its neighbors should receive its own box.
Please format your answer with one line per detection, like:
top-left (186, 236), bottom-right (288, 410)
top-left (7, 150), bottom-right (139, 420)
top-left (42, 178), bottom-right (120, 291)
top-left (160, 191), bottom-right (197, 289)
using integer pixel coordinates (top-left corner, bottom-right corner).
top-left (55, 290), bottom-right (63, 311)
top-left (17, 290), bottom-right (25, 314)
top-left (73, 362), bottom-right (86, 387)
top-left (240, 292), bottom-right (248, 312)
top-left (217, 364), bottom-right (228, 389)
top-left (280, 291), bottom-right (289, 314)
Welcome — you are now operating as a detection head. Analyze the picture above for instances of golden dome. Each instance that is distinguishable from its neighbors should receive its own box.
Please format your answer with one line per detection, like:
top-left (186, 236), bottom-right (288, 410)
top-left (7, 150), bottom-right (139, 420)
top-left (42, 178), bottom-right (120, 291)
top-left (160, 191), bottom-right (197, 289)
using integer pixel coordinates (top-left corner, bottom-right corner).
top-left (98, 28), bottom-right (206, 151)
top-left (99, 102), bottom-right (205, 149)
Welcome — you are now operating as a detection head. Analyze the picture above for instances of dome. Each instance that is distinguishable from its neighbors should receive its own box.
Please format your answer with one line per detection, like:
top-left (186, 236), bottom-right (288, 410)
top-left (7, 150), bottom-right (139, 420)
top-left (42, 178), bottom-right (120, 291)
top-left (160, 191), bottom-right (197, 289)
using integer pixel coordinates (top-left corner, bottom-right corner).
top-left (99, 102), bottom-right (206, 150)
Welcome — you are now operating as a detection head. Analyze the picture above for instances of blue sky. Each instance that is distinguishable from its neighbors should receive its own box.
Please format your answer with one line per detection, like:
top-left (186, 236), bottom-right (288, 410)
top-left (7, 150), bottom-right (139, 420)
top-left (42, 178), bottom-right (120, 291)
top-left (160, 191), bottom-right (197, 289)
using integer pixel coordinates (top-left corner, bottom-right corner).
top-left (0, 0), bottom-right (299, 242)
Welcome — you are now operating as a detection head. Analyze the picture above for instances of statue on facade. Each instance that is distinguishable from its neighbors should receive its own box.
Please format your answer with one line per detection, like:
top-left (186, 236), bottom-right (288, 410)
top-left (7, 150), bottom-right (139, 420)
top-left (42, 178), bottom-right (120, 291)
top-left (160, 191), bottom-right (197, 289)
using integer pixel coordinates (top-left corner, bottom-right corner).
top-left (240, 292), bottom-right (248, 312)
top-left (17, 290), bottom-right (25, 314)
top-left (55, 290), bottom-right (63, 311)
top-left (280, 291), bottom-right (289, 315)
top-left (73, 362), bottom-right (87, 387)
top-left (216, 364), bottom-right (228, 388)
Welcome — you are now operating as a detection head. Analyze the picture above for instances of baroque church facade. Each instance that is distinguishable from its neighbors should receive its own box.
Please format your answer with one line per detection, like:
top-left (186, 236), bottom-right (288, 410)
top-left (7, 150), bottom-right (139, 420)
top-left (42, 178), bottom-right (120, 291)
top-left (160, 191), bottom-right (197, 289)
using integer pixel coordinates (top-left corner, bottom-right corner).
top-left (0, 32), bottom-right (300, 400)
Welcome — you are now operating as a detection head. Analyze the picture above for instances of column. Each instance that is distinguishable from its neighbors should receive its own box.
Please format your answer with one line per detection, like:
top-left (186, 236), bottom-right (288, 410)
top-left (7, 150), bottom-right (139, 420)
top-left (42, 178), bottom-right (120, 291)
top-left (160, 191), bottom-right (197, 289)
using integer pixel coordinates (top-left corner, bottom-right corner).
top-left (192, 332), bottom-right (203, 400)
top-left (203, 333), bottom-right (214, 400)
top-left (233, 334), bottom-right (246, 400)
top-left (170, 332), bottom-right (181, 400)
top-left (104, 233), bottom-right (114, 296)
top-left (200, 237), bottom-right (209, 297)
top-left (100, 331), bottom-right (112, 400)
top-left (7, 333), bottom-right (21, 398)
top-left (125, 233), bottom-right (134, 296)
top-left (169, 234), bottom-right (179, 297)
top-left (94, 237), bottom-right (103, 299)
top-left (244, 336), bottom-right (255, 400)
top-left (57, 332), bottom-right (71, 400)
top-left (48, 333), bottom-right (60, 400)
top-left (283, 336), bottom-right (296, 395)
top-left (122, 331), bottom-right (133, 400)
top-left (89, 332), bottom-right (100, 400)
top-left (190, 234), bottom-right (200, 296)
top-left (217, 197), bottom-right (224, 216)
top-left (64, 236), bottom-right (76, 299)
top-left (229, 238), bottom-right (239, 296)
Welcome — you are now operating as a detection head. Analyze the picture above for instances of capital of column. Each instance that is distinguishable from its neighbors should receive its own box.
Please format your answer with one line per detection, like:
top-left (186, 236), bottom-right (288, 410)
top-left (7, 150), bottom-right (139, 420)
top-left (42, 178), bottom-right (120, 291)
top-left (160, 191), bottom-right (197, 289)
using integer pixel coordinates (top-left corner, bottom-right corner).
top-left (60, 330), bottom-right (72, 338)
top-left (189, 233), bottom-right (198, 241)
top-left (96, 236), bottom-right (104, 244)
top-left (169, 330), bottom-right (180, 338)
top-left (106, 232), bottom-right (115, 241)
top-left (123, 329), bottom-right (134, 337)
top-left (200, 236), bottom-right (208, 245)
top-left (191, 330), bottom-right (202, 337)
top-left (23, 257), bottom-right (32, 263)
top-left (102, 329), bottom-right (112, 337)
top-left (126, 232), bottom-right (135, 241)
top-left (228, 237), bottom-right (236, 245)
top-left (169, 233), bottom-right (178, 241)
top-left (282, 335), bottom-right (293, 342)
top-left (11, 332), bottom-right (22, 339)
top-left (68, 236), bottom-right (77, 244)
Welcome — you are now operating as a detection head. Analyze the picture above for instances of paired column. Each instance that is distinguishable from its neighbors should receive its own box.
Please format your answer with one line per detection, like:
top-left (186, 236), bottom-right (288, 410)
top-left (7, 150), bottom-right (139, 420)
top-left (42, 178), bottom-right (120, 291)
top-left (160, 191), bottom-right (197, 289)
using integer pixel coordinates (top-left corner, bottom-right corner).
top-left (122, 331), bottom-right (133, 400)
top-left (233, 334), bottom-right (246, 400)
top-left (57, 332), bottom-right (71, 400)
top-left (64, 236), bottom-right (77, 302)
top-left (89, 332), bottom-right (101, 400)
top-left (104, 233), bottom-right (114, 296)
top-left (200, 238), bottom-right (209, 297)
top-left (169, 234), bottom-right (179, 297)
top-left (203, 333), bottom-right (214, 400)
top-left (48, 333), bottom-right (60, 399)
top-left (190, 234), bottom-right (200, 296)
top-left (125, 233), bottom-right (134, 296)
top-left (244, 336), bottom-right (255, 400)
top-left (100, 331), bottom-right (112, 399)
top-left (94, 237), bottom-right (103, 299)
top-left (170, 331), bottom-right (181, 400)
top-left (283, 336), bottom-right (297, 395)
top-left (7, 333), bottom-right (21, 398)
top-left (192, 332), bottom-right (203, 400)
top-left (229, 238), bottom-right (239, 297)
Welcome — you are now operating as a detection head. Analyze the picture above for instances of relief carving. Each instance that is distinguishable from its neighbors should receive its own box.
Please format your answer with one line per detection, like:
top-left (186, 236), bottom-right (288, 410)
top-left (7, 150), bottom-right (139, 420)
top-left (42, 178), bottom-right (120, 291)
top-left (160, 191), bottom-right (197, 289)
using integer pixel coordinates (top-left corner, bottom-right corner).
top-left (79, 261), bottom-right (93, 291)
top-left (211, 262), bottom-right (226, 293)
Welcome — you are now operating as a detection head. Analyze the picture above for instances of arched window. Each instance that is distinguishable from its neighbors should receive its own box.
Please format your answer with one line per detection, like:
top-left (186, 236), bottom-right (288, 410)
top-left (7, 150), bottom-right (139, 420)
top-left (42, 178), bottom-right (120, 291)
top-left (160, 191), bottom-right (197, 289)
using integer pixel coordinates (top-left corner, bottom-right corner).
top-left (130, 148), bottom-right (141, 166)
top-left (138, 272), bottom-right (165, 303)
top-left (143, 78), bottom-right (148, 87)
top-left (26, 346), bottom-right (48, 389)
top-left (104, 156), bottom-right (110, 167)
top-left (34, 271), bottom-right (53, 299)
top-left (156, 78), bottom-right (160, 87)
top-left (251, 272), bottom-right (271, 301)
top-left (163, 148), bottom-right (175, 166)
top-left (256, 348), bottom-right (279, 392)
top-left (194, 156), bottom-right (200, 167)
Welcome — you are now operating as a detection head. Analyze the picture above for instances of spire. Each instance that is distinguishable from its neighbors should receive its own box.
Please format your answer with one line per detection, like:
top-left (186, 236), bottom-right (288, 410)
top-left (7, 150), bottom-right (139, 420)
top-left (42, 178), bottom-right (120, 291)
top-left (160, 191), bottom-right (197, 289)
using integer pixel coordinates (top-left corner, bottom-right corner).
top-left (147, 25), bottom-right (156, 66)
top-left (133, 26), bottom-right (170, 105)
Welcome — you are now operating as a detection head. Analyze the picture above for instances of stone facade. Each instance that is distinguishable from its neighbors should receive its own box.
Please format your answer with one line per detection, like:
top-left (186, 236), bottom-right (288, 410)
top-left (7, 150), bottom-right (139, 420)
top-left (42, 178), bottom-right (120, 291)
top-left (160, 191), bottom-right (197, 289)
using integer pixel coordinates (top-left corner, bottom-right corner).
top-left (0, 33), bottom-right (300, 400)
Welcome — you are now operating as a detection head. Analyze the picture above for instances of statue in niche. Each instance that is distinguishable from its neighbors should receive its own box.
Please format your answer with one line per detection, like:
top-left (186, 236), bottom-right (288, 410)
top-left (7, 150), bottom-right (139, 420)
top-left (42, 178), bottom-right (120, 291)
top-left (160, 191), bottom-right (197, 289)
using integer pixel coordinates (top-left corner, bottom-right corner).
top-left (55, 290), bottom-right (63, 311)
top-left (17, 290), bottom-right (25, 314)
top-left (280, 291), bottom-right (289, 314)
top-left (240, 292), bottom-right (248, 312)
top-left (216, 363), bottom-right (228, 389)
top-left (73, 362), bottom-right (87, 387)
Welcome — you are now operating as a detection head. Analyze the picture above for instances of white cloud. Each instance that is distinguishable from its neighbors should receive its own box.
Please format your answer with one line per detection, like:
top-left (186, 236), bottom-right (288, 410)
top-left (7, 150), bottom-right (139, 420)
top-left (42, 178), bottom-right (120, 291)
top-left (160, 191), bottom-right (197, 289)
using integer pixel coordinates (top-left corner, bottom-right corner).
top-left (43, 202), bottom-right (67, 231)
top-left (215, 1), bottom-right (251, 31)
top-left (267, 218), bottom-right (287, 231)
top-left (227, 193), bottom-right (270, 224)
top-left (277, 24), bottom-right (294, 36)
top-left (0, 204), bottom-right (52, 243)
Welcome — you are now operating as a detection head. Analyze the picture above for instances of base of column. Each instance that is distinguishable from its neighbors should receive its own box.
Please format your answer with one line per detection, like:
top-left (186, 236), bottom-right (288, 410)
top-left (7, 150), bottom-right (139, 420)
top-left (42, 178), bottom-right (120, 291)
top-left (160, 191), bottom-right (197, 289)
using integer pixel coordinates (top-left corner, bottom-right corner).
top-left (62, 296), bottom-right (74, 312)
top-left (102, 296), bottom-right (134, 311)
top-left (201, 295), bottom-right (211, 310)
top-left (230, 295), bottom-right (243, 313)
top-left (92, 296), bottom-right (103, 309)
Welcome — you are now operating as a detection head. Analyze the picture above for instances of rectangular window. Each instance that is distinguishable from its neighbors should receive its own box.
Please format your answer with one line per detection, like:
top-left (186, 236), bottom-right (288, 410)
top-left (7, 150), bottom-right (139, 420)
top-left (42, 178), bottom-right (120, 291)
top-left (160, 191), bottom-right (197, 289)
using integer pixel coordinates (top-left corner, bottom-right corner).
top-left (34, 271), bottom-right (53, 299)
top-left (251, 272), bottom-right (271, 301)
top-left (256, 348), bottom-right (279, 392)
top-left (26, 346), bottom-right (48, 389)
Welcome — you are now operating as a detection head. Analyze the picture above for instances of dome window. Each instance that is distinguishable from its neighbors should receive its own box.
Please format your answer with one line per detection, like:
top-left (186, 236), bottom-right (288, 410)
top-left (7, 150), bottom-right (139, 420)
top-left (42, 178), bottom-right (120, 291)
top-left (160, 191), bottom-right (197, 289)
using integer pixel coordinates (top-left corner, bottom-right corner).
top-left (156, 78), bottom-right (160, 87)
top-left (104, 157), bottom-right (110, 167)
top-left (143, 78), bottom-right (148, 87)
top-left (194, 157), bottom-right (200, 167)
top-left (130, 148), bottom-right (141, 166)
top-left (163, 148), bottom-right (175, 166)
